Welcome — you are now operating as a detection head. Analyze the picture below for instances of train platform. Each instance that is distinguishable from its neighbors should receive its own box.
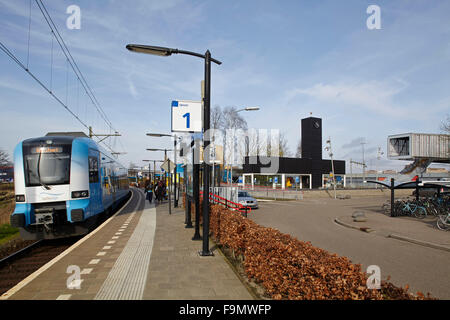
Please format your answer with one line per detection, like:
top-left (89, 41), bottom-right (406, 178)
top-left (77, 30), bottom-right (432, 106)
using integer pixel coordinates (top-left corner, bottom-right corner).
top-left (0, 188), bottom-right (253, 300)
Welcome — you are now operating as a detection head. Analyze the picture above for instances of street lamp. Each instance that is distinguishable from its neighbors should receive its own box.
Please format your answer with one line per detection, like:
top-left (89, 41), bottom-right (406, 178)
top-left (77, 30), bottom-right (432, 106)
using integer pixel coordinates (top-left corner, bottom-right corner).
top-left (146, 133), bottom-right (172, 138)
top-left (147, 133), bottom-right (182, 207)
top-left (361, 140), bottom-right (367, 184)
top-left (143, 159), bottom-right (164, 182)
top-left (226, 107), bottom-right (260, 186)
top-left (126, 44), bottom-right (222, 64)
top-left (325, 137), bottom-right (336, 199)
top-left (127, 43), bottom-right (221, 256)
top-left (236, 107), bottom-right (260, 112)
top-left (147, 148), bottom-right (173, 214)
top-left (142, 160), bottom-right (152, 180)
top-left (376, 147), bottom-right (384, 189)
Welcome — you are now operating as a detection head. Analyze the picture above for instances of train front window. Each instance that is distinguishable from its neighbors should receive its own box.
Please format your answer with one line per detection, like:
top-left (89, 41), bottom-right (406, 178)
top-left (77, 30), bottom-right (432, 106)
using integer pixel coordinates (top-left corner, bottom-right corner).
top-left (24, 146), bottom-right (71, 187)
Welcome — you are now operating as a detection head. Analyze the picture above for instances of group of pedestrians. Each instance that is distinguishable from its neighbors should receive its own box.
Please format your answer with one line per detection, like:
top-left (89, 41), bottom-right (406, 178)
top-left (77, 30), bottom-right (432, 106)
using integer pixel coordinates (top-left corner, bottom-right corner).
top-left (144, 178), bottom-right (166, 204)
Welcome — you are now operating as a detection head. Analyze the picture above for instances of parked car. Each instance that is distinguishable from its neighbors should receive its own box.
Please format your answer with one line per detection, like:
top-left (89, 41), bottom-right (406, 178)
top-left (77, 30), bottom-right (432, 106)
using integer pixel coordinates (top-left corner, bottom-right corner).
top-left (238, 191), bottom-right (258, 209)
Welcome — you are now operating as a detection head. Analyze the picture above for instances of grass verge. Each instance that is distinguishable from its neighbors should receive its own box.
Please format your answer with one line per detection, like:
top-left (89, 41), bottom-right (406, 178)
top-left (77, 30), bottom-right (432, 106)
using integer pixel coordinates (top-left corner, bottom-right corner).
top-left (0, 224), bottom-right (19, 246)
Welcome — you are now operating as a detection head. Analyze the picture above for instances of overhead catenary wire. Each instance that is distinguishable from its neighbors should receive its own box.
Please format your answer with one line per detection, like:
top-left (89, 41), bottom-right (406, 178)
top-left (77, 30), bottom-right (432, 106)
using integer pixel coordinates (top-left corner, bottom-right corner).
top-left (26, 0), bottom-right (32, 70)
top-left (0, 41), bottom-right (118, 155)
top-left (0, 41), bottom-right (89, 132)
top-left (35, 0), bottom-right (124, 149)
top-left (49, 31), bottom-right (53, 91)
top-left (34, 0), bottom-right (115, 133)
top-left (0, 1), bottom-right (126, 156)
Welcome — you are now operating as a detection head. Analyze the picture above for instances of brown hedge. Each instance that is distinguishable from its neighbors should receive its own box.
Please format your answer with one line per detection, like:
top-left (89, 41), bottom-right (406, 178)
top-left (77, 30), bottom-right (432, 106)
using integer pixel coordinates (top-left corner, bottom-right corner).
top-left (208, 204), bottom-right (433, 300)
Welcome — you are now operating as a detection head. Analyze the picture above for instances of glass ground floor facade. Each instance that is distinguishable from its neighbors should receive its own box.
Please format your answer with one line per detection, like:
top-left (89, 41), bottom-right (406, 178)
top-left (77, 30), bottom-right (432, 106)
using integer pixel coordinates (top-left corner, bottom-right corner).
top-left (243, 173), bottom-right (346, 189)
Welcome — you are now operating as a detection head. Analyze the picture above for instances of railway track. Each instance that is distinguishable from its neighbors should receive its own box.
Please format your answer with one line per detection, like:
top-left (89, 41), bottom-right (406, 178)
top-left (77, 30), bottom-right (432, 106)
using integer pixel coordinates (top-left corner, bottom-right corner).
top-left (0, 190), bottom-right (132, 296)
top-left (0, 237), bottom-right (80, 295)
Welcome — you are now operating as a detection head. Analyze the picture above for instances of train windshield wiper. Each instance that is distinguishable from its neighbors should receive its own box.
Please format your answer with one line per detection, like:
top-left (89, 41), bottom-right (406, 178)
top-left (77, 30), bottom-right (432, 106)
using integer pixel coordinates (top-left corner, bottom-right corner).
top-left (37, 150), bottom-right (51, 190)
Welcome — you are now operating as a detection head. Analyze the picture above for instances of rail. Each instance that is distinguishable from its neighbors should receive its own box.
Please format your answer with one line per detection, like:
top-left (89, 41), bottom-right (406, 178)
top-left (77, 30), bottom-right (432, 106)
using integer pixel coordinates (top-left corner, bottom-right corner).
top-left (199, 191), bottom-right (252, 217)
top-left (0, 240), bottom-right (43, 268)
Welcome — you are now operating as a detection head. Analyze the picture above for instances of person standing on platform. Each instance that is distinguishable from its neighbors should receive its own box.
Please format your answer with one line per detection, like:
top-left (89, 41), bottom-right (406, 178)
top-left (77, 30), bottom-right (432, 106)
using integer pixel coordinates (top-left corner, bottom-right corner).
top-left (145, 179), bottom-right (153, 204)
top-left (157, 180), bottom-right (164, 203)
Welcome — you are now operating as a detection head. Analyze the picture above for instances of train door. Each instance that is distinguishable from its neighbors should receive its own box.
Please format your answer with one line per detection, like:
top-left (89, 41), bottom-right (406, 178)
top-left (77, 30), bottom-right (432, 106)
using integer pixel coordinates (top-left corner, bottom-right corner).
top-left (88, 150), bottom-right (102, 215)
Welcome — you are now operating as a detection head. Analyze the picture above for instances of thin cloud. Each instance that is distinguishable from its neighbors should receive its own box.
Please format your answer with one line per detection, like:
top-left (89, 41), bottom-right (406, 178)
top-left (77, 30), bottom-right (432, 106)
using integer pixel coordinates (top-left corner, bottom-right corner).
top-left (286, 80), bottom-right (417, 119)
top-left (341, 137), bottom-right (366, 149)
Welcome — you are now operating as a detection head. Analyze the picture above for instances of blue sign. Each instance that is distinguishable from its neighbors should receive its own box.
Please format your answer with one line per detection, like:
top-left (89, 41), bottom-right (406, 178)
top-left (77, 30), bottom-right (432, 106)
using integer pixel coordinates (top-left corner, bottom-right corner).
top-left (295, 176), bottom-right (300, 183)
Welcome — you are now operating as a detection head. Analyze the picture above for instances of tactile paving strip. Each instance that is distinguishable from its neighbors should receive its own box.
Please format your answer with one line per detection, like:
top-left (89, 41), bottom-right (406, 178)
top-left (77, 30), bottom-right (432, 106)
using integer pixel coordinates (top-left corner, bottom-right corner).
top-left (94, 200), bottom-right (156, 300)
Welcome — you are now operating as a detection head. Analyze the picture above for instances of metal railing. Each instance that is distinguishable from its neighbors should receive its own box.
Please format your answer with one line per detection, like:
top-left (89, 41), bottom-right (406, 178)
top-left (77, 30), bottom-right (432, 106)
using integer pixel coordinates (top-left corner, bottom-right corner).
top-left (200, 190), bottom-right (251, 217)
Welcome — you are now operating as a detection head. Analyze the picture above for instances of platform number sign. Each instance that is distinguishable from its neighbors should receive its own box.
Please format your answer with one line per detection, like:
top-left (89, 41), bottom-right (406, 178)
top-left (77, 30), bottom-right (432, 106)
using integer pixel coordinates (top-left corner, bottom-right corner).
top-left (171, 100), bottom-right (202, 133)
top-left (182, 112), bottom-right (190, 128)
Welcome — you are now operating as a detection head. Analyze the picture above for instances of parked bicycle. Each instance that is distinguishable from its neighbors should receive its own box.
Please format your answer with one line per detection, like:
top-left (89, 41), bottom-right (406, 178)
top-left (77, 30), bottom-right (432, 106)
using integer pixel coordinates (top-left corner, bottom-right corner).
top-left (436, 213), bottom-right (450, 231)
top-left (402, 201), bottom-right (427, 219)
top-left (411, 198), bottom-right (439, 217)
top-left (386, 199), bottom-right (427, 218)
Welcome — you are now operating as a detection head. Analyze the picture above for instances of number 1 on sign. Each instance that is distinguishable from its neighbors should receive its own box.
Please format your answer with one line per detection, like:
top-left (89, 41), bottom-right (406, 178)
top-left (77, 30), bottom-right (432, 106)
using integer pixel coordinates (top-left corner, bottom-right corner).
top-left (183, 112), bottom-right (190, 129)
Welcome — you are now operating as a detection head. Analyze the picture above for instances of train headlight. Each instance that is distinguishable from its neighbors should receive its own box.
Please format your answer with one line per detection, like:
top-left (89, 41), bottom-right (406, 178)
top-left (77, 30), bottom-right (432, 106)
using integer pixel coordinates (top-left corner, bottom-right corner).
top-left (71, 190), bottom-right (89, 199)
top-left (15, 195), bottom-right (25, 202)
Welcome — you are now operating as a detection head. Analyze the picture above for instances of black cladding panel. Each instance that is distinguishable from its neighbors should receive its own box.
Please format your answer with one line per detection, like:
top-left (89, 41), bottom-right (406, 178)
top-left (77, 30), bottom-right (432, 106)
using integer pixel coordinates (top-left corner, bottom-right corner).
top-left (243, 157), bottom-right (345, 175)
top-left (301, 117), bottom-right (322, 160)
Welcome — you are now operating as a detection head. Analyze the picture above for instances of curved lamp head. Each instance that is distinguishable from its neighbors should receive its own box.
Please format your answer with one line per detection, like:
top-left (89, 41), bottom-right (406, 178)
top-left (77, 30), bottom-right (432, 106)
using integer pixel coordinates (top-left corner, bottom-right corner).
top-left (126, 43), bottom-right (222, 65)
top-left (146, 133), bottom-right (173, 137)
top-left (126, 44), bottom-right (176, 56)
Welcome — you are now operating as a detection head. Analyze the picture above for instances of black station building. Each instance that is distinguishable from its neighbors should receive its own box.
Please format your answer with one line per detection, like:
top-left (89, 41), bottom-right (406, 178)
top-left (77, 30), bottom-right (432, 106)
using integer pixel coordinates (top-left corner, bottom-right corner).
top-left (243, 117), bottom-right (346, 189)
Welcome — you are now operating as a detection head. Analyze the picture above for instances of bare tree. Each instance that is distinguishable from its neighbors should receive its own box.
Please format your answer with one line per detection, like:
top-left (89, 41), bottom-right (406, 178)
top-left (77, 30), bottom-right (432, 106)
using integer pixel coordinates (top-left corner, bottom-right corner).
top-left (278, 133), bottom-right (291, 157)
top-left (0, 150), bottom-right (12, 166)
top-left (441, 114), bottom-right (450, 134)
top-left (221, 106), bottom-right (248, 131)
top-left (440, 114), bottom-right (450, 158)
top-left (220, 106), bottom-right (248, 183)
top-left (211, 105), bottom-right (223, 131)
top-left (210, 105), bottom-right (223, 159)
top-left (295, 140), bottom-right (302, 158)
top-left (267, 132), bottom-right (291, 157)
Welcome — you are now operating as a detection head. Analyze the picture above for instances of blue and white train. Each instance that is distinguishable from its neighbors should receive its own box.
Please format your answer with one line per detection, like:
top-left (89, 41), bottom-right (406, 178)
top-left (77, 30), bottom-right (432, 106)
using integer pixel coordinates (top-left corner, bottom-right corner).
top-left (11, 132), bottom-right (130, 240)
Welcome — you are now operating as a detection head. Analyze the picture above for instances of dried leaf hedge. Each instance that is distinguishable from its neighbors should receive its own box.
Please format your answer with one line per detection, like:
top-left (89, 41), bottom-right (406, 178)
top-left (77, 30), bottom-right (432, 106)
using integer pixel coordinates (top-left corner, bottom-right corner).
top-left (208, 204), bottom-right (433, 300)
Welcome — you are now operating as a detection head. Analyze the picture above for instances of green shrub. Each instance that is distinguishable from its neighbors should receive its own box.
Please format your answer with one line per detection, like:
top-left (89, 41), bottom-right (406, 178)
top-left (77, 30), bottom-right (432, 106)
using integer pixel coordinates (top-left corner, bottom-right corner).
top-left (0, 223), bottom-right (19, 240)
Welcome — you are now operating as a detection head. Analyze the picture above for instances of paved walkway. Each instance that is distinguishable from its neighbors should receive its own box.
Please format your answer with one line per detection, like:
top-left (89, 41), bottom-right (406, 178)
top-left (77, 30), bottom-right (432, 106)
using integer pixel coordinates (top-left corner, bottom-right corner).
top-left (143, 198), bottom-right (252, 300)
top-left (1, 188), bottom-right (252, 300)
top-left (251, 197), bottom-right (450, 299)
top-left (335, 204), bottom-right (450, 251)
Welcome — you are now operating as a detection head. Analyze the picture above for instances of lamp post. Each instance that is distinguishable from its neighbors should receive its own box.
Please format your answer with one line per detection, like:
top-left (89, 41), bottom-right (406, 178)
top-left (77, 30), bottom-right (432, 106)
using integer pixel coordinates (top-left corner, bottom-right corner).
top-left (361, 140), bottom-right (367, 184)
top-left (147, 133), bottom-right (182, 207)
top-left (325, 137), bottom-right (336, 199)
top-left (376, 147), bottom-right (384, 190)
top-left (143, 159), bottom-right (164, 182)
top-left (141, 160), bottom-right (152, 180)
top-left (147, 148), bottom-right (173, 214)
top-left (127, 44), bottom-right (221, 257)
top-left (227, 107), bottom-right (260, 186)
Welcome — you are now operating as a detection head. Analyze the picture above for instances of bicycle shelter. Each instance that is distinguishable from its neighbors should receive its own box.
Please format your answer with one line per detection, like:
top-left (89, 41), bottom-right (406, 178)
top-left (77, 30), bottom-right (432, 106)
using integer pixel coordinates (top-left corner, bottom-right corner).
top-left (365, 179), bottom-right (449, 216)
